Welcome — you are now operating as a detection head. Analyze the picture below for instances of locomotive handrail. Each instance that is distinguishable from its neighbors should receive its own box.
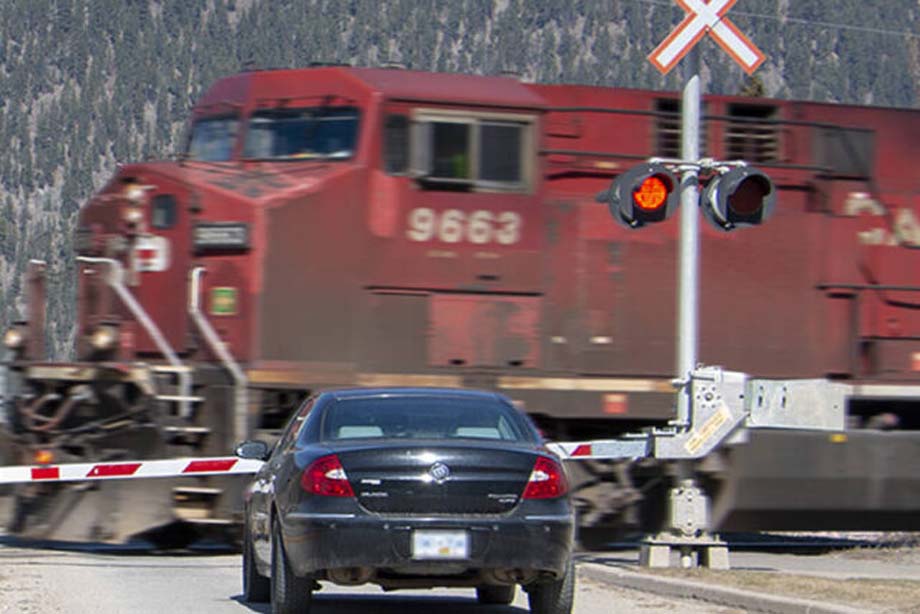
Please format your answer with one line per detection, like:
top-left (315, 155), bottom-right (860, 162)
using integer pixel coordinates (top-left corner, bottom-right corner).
top-left (189, 266), bottom-right (249, 444)
top-left (76, 257), bottom-right (192, 418)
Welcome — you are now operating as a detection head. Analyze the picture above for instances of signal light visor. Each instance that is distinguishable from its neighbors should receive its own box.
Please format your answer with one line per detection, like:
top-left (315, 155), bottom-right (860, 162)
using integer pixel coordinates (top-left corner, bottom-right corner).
top-left (522, 456), bottom-right (568, 499)
top-left (301, 454), bottom-right (355, 497)
top-left (604, 162), bottom-right (679, 228)
top-left (701, 166), bottom-right (776, 231)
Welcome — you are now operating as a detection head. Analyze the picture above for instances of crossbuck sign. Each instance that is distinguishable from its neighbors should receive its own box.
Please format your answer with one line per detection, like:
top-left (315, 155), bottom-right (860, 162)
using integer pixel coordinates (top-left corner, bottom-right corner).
top-left (649, 0), bottom-right (766, 75)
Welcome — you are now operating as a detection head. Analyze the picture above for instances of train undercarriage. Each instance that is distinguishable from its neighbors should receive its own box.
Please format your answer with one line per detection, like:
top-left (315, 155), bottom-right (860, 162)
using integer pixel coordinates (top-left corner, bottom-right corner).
top-left (3, 359), bottom-right (920, 550)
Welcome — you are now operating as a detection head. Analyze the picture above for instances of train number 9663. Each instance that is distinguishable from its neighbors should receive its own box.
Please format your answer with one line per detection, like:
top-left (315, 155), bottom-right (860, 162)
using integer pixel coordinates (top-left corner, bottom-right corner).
top-left (406, 208), bottom-right (522, 245)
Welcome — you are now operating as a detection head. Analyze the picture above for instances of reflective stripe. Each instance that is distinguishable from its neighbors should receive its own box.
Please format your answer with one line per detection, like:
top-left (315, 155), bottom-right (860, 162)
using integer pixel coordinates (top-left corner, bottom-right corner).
top-left (499, 376), bottom-right (673, 393)
top-left (246, 369), bottom-right (674, 394)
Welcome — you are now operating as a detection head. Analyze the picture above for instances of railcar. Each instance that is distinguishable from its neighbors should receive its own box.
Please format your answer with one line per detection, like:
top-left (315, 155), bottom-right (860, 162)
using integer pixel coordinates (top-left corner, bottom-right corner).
top-left (2, 65), bottom-right (920, 546)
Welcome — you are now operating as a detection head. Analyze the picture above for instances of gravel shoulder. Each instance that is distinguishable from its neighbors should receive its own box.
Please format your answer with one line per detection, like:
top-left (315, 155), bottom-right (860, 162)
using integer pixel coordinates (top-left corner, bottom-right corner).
top-left (637, 567), bottom-right (920, 613)
top-left (581, 535), bottom-right (920, 614)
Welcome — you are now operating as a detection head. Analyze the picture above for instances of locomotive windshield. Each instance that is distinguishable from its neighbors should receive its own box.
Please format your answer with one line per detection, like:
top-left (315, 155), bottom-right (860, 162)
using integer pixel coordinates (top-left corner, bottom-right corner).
top-left (242, 106), bottom-right (360, 161)
top-left (186, 115), bottom-right (240, 162)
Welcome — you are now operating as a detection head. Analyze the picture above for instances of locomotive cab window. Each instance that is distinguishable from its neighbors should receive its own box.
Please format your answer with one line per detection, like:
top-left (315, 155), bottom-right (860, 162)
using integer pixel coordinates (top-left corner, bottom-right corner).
top-left (186, 115), bottom-right (240, 162)
top-left (151, 195), bottom-right (177, 230)
top-left (242, 106), bottom-right (360, 161)
top-left (408, 111), bottom-right (533, 192)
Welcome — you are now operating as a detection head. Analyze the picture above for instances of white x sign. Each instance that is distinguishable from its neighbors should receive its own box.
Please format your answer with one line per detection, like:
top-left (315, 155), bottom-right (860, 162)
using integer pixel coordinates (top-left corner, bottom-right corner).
top-left (649, 0), bottom-right (766, 75)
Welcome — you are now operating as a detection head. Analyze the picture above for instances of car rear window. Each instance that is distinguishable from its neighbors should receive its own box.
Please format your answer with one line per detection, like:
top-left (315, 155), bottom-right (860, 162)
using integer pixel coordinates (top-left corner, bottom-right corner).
top-left (320, 396), bottom-right (535, 443)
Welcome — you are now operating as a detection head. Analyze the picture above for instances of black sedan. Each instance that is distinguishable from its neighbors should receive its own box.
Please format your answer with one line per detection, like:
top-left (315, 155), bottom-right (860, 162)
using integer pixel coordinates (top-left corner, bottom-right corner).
top-left (235, 387), bottom-right (575, 614)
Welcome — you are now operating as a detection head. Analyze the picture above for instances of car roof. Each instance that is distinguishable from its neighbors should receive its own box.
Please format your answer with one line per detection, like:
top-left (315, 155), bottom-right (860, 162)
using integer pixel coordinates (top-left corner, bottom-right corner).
top-left (318, 387), bottom-right (507, 403)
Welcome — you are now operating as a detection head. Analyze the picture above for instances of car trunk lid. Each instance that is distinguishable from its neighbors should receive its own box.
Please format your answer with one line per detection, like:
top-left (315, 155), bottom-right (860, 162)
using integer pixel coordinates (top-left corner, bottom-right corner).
top-left (336, 442), bottom-right (538, 514)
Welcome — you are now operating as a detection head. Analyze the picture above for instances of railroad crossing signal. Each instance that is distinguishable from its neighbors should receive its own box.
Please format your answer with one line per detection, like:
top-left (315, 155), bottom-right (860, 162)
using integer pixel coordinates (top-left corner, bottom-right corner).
top-left (599, 163), bottom-right (680, 228)
top-left (700, 166), bottom-right (775, 231)
top-left (601, 162), bottom-right (775, 231)
top-left (649, 0), bottom-right (766, 76)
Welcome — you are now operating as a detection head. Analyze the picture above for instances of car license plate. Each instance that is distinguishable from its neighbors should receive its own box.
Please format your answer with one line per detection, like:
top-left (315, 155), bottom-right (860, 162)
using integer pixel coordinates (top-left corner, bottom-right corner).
top-left (411, 530), bottom-right (469, 559)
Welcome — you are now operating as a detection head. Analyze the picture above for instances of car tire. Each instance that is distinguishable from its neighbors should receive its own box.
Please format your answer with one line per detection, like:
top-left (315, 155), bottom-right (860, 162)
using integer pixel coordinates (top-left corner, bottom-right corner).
top-left (527, 559), bottom-right (575, 614)
top-left (271, 520), bottom-right (313, 614)
top-left (242, 526), bottom-right (270, 603)
top-left (476, 584), bottom-right (516, 605)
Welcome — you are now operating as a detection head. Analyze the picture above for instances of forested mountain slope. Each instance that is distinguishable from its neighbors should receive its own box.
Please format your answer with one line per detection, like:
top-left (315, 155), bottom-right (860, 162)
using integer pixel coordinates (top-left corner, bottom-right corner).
top-left (0, 0), bottom-right (917, 356)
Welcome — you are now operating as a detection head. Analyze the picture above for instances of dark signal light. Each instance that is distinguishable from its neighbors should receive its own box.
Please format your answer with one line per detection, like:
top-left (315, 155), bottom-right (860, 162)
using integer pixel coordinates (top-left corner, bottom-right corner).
top-left (701, 166), bottom-right (775, 231)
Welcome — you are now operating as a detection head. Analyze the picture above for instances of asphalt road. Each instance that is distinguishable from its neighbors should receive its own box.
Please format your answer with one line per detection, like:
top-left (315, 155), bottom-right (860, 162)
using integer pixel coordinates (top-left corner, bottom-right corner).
top-left (0, 546), bottom-right (740, 614)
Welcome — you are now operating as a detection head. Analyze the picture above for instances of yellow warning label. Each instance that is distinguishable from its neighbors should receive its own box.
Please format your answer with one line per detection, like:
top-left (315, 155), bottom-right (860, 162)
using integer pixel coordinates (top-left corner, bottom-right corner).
top-left (685, 404), bottom-right (731, 455)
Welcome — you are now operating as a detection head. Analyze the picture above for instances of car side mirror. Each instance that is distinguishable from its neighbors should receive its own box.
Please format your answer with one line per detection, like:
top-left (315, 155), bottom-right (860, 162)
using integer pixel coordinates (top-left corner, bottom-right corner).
top-left (234, 440), bottom-right (270, 461)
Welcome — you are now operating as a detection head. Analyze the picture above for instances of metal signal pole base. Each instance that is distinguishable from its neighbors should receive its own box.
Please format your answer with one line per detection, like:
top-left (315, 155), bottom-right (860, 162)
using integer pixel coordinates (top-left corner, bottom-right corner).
top-left (638, 479), bottom-right (730, 569)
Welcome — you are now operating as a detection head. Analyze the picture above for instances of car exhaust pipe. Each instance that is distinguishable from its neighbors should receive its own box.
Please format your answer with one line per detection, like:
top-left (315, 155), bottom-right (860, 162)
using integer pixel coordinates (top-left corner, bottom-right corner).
top-left (491, 568), bottom-right (537, 585)
top-left (327, 566), bottom-right (375, 585)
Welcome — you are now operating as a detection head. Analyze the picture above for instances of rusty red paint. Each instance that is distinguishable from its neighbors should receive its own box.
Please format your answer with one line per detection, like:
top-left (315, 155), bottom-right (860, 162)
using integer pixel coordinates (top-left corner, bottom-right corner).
top-left (428, 294), bottom-right (540, 368)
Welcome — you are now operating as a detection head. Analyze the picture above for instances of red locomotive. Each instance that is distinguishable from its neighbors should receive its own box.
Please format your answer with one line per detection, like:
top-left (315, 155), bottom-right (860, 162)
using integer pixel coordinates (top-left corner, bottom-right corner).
top-left (3, 65), bottom-right (920, 546)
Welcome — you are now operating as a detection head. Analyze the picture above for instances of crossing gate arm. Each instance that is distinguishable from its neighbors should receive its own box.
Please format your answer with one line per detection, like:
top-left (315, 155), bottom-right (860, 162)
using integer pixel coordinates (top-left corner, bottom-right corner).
top-left (0, 457), bottom-right (264, 485)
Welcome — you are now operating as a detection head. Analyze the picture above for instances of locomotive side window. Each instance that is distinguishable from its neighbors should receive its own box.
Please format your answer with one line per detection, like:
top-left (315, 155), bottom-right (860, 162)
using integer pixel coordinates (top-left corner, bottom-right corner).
top-left (430, 121), bottom-right (471, 180)
top-left (242, 107), bottom-right (360, 161)
top-left (410, 111), bottom-right (533, 193)
top-left (151, 195), bottom-right (177, 230)
top-left (480, 122), bottom-right (521, 183)
top-left (383, 115), bottom-right (409, 174)
top-left (187, 116), bottom-right (240, 162)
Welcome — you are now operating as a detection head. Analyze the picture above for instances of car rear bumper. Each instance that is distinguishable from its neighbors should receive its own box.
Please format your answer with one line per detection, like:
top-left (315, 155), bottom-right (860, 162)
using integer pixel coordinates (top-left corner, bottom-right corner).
top-left (279, 510), bottom-right (574, 581)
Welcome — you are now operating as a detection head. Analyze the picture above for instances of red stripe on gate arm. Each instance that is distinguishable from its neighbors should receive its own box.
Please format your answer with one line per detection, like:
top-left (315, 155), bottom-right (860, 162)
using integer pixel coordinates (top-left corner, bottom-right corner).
top-left (31, 467), bottom-right (60, 480)
top-left (183, 459), bottom-right (237, 474)
top-left (88, 463), bottom-right (142, 477)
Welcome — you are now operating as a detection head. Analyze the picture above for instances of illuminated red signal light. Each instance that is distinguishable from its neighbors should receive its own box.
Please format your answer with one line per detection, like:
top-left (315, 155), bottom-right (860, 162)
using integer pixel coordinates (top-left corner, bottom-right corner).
top-left (598, 162), bottom-right (679, 228)
top-left (633, 176), bottom-right (669, 211)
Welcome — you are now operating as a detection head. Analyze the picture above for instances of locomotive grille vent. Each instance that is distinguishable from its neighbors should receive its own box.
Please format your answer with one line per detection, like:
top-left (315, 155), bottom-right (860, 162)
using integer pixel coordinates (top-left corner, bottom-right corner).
top-left (725, 103), bottom-right (779, 163)
top-left (655, 99), bottom-right (707, 158)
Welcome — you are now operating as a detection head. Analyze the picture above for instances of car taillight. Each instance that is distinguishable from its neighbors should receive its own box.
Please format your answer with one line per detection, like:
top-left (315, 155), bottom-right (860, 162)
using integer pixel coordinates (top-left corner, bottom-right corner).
top-left (301, 454), bottom-right (355, 497)
top-left (522, 456), bottom-right (568, 499)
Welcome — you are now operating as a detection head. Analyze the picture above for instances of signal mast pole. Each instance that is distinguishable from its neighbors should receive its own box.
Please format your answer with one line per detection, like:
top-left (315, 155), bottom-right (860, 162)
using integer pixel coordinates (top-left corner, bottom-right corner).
top-left (676, 48), bottom-right (701, 428)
